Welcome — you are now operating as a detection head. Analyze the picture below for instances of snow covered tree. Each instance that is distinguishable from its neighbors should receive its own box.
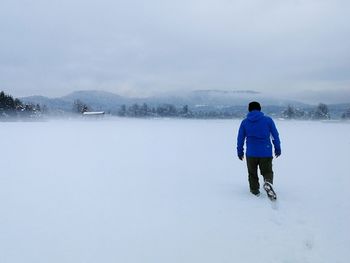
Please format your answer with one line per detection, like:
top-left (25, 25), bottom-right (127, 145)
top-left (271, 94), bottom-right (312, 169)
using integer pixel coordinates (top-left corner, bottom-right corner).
top-left (282, 105), bottom-right (296, 119)
top-left (182, 105), bottom-right (189, 114)
top-left (0, 91), bottom-right (21, 117)
top-left (0, 91), bottom-right (15, 110)
top-left (156, 104), bottom-right (177, 117)
top-left (313, 103), bottom-right (330, 120)
top-left (14, 98), bottom-right (22, 109)
top-left (282, 105), bottom-right (306, 119)
top-left (341, 108), bottom-right (350, 119)
top-left (129, 104), bottom-right (140, 117)
top-left (73, 100), bottom-right (90, 113)
top-left (180, 105), bottom-right (192, 118)
top-left (119, 104), bottom-right (127, 116)
top-left (140, 103), bottom-right (149, 116)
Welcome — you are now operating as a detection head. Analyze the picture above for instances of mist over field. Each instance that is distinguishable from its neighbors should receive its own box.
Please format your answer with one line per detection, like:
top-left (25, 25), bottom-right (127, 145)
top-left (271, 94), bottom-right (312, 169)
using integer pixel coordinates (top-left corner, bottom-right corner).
top-left (0, 118), bottom-right (349, 263)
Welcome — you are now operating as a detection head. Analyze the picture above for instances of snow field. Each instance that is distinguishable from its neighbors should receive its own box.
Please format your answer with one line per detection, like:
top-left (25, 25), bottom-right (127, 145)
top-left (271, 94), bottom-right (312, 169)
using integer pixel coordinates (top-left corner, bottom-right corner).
top-left (0, 118), bottom-right (349, 263)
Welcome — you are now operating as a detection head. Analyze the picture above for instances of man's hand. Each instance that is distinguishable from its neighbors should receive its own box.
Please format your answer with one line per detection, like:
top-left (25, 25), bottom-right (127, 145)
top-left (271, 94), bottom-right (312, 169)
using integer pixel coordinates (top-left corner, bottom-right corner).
top-left (238, 155), bottom-right (244, 161)
top-left (275, 149), bottom-right (281, 158)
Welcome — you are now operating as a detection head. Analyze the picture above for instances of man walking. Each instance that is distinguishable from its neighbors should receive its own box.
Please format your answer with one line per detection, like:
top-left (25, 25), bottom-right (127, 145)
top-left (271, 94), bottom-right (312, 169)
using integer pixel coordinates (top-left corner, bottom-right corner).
top-left (237, 102), bottom-right (281, 200)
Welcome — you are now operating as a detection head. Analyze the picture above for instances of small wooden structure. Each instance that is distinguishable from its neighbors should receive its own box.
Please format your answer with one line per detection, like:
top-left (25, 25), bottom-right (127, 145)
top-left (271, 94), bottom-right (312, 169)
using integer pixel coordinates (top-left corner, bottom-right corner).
top-left (82, 111), bottom-right (105, 118)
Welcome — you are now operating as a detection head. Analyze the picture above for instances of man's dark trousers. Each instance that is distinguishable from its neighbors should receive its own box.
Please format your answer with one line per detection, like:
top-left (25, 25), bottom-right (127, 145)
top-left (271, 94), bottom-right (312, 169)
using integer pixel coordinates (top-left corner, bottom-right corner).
top-left (246, 157), bottom-right (274, 192)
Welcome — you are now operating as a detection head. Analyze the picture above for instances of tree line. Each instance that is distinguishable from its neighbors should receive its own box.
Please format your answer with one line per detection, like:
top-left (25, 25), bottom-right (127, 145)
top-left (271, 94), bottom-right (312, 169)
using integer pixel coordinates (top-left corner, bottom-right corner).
top-left (281, 103), bottom-right (330, 120)
top-left (0, 91), bottom-right (42, 119)
top-left (281, 103), bottom-right (350, 120)
top-left (115, 102), bottom-right (350, 120)
top-left (2, 90), bottom-right (350, 120)
top-left (117, 103), bottom-right (193, 118)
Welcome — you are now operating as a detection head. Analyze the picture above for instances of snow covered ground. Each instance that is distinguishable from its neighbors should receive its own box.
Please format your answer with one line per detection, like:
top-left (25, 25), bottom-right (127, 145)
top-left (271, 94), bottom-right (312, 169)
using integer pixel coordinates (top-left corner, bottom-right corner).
top-left (0, 118), bottom-right (349, 263)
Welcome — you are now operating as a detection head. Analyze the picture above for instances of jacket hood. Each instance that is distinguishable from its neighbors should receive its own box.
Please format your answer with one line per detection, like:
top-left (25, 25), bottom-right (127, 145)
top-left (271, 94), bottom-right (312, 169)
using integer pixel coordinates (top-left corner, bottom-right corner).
top-left (247, 110), bottom-right (264, 122)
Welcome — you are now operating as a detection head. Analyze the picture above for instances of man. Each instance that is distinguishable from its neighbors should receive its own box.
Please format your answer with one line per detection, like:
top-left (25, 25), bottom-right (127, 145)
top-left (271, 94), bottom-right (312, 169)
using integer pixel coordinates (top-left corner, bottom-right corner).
top-left (237, 101), bottom-right (281, 200)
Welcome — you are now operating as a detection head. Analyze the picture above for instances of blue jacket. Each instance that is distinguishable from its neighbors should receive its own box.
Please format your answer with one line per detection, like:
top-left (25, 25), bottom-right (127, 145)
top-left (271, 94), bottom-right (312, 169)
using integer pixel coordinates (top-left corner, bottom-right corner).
top-left (237, 110), bottom-right (281, 158)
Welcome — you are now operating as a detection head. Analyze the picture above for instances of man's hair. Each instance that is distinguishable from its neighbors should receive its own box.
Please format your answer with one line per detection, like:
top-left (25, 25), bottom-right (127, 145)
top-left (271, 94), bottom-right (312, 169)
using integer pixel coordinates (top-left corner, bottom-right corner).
top-left (248, 101), bottom-right (261, 112)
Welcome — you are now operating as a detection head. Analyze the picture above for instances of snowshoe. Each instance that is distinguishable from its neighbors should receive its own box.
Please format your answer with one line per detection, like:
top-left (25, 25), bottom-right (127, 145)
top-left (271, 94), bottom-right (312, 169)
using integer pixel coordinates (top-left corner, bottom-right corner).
top-left (263, 182), bottom-right (277, 201)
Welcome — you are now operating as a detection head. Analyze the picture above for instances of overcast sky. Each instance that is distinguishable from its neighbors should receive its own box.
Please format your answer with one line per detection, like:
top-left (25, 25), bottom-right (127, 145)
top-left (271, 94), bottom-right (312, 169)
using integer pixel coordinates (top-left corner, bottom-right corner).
top-left (1, 0), bottom-right (349, 103)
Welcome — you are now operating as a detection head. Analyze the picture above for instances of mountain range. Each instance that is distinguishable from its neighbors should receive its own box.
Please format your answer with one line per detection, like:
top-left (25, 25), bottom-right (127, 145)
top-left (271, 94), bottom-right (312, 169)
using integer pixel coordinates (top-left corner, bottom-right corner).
top-left (20, 89), bottom-right (311, 112)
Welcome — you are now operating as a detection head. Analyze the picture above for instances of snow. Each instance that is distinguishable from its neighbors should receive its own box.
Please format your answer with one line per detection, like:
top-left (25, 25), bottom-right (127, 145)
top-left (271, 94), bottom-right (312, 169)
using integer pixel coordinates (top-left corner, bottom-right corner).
top-left (0, 118), bottom-right (349, 263)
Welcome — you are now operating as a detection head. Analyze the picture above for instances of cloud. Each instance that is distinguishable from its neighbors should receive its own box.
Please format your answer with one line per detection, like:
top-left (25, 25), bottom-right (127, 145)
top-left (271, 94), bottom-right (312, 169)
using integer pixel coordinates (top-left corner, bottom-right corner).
top-left (0, 0), bottom-right (349, 100)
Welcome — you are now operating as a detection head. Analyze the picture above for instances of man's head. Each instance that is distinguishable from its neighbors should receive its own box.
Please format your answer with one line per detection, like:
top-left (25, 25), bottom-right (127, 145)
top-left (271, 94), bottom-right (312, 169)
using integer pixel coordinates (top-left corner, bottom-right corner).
top-left (248, 101), bottom-right (261, 112)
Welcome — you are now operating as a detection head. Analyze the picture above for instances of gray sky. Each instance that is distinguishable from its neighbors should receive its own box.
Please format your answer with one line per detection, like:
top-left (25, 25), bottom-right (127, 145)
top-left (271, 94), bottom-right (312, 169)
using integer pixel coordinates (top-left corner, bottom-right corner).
top-left (1, 0), bottom-right (350, 103)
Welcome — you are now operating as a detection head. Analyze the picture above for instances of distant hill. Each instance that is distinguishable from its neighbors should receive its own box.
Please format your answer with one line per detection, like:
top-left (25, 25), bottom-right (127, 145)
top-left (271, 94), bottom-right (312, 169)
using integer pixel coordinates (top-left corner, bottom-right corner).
top-left (20, 91), bottom-right (130, 112)
top-left (20, 95), bottom-right (72, 111)
top-left (20, 89), bottom-right (311, 112)
top-left (61, 90), bottom-right (128, 105)
top-left (61, 90), bottom-right (130, 111)
top-left (177, 90), bottom-right (309, 107)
